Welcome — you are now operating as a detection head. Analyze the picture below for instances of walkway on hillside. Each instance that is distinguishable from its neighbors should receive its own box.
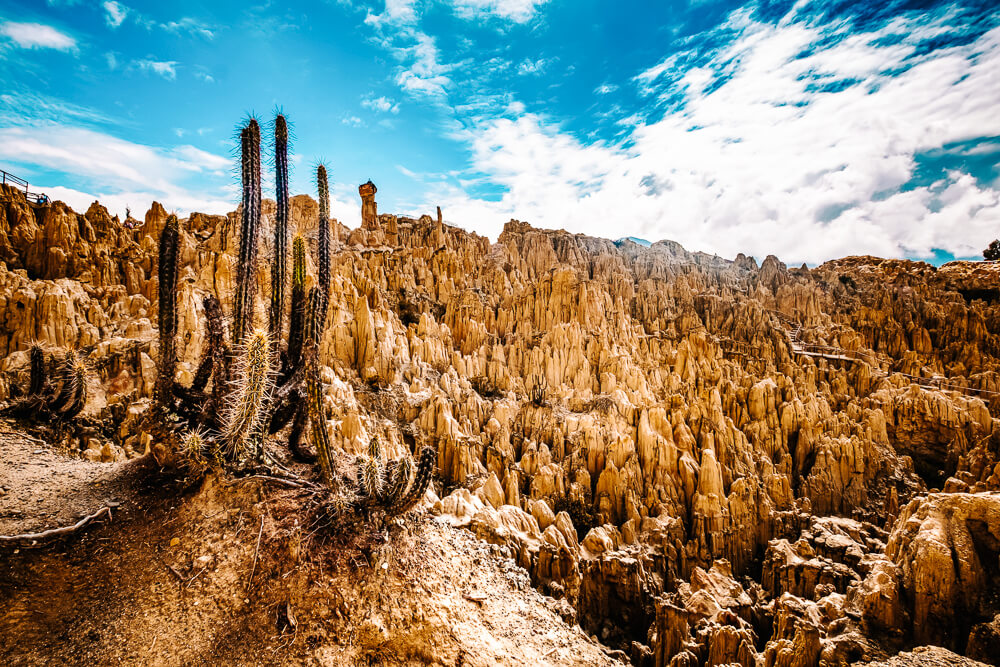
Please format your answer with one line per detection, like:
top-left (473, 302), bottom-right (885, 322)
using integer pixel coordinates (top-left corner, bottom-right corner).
top-left (767, 310), bottom-right (999, 400)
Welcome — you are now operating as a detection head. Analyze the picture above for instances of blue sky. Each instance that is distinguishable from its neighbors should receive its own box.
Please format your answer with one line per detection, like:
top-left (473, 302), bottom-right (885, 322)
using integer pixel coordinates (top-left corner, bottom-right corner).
top-left (0, 0), bottom-right (998, 264)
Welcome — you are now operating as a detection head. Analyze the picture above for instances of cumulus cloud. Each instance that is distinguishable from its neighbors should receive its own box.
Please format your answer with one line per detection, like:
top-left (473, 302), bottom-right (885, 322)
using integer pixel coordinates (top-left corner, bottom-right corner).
top-left (0, 21), bottom-right (76, 51)
top-left (362, 94), bottom-right (400, 113)
top-left (103, 1), bottom-right (128, 28)
top-left (135, 58), bottom-right (178, 80)
top-left (391, 32), bottom-right (453, 98)
top-left (0, 125), bottom-right (232, 218)
top-left (424, 5), bottom-right (1000, 264)
top-left (449, 0), bottom-right (548, 23)
top-left (161, 17), bottom-right (215, 39)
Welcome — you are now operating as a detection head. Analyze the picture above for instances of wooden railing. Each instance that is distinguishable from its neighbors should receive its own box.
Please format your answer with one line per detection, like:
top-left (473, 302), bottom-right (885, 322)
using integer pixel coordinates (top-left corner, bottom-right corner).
top-left (767, 310), bottom-right (999, 399)
top-left (1, 168), bottom-right (46, 204)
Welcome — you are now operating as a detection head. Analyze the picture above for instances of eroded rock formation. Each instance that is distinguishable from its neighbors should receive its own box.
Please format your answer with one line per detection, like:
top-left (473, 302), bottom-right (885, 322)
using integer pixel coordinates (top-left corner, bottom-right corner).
top-left (2, 181), bottom-right (998, 665)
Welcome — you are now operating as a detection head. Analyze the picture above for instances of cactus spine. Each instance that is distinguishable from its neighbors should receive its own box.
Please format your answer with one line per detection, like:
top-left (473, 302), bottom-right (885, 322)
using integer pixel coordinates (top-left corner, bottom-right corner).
top-left (270, 114), bottom-right (289, 342)
top-left (222, 328), bottom-right (273, 459)
top-left (234, 119), bottom-right (262, 345)
top-left (156, 214), bottom-right (180, 405)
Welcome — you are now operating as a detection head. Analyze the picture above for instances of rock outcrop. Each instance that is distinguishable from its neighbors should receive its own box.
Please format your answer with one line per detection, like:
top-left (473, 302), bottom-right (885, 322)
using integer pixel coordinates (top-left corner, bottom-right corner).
top-left (2, 183), bottom-right (999, 665)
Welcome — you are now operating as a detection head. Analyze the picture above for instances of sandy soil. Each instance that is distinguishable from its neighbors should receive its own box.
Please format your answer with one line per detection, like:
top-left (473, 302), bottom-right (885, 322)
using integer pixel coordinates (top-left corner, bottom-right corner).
top-left (0, 427), bottom-right (623, 666)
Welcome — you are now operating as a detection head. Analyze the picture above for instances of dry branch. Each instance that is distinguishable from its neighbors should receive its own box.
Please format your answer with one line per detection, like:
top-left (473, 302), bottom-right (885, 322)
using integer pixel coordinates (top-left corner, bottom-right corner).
top-left (0, 506), bottom-right (113, 544)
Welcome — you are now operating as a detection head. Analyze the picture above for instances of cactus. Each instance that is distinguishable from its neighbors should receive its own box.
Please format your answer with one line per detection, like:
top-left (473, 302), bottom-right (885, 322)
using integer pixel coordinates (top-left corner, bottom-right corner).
top-left (270, 114), bottom-right (289, 342)
top-left (381, 456), bottom-right (412, 505)
top-left (131, 108), bottom-right (438, 518)
top-left (4, 348), bottom-right (89, 422)
top-left (361, 456), bottom-right (383, 499)
top-left (287, 235), bottom-right (307, 369)
top-left (349, 434), bottom-right (436, 517)
top-left (316, 164), bottom-right (331, 323)
top-left (156, 214), bottom-right (180, 406)
top-left (304, 339), bottom-right (337, 488)
top-left (385, 446), bottom-right (436, 516)
top-left (233, 119), bottom-right (262, 345)
top-left (221, 328), bottom-right (274, 460)
top-left (58, 357), bottom-right (89, 419)
top-left (202, 294), bottom-right (231, 427)
top-left (27, 343), bottom-right (47, 396)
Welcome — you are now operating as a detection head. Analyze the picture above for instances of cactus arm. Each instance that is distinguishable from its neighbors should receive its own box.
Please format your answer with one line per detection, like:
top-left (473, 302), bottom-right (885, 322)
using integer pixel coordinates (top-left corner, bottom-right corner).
top-left (385, 446), bottom-right (436, 516)
top-left (155, 214), bottom-right (180, 406)
top-left (200, 294), bottom-right (231, 429)
top-left (57, 360), bottom-right (89, 420)
top-left (27, 343), bottom-right (47, 396)
top-left (381, 456), bottom-right (412, 506)
top-left (286, 235), bottom-right (307, 370)
top-left (270, 114), bottom-right (289, 342)
top-left (304, 342), bottom-right (336, 488)
top-left (47, 352), bottom-right (78, 414)
top-left (221, 328), bottom-right (273, 461)
top-left (233, 120), bottom-right (262, 345)
top-left (303, 287), bottom-right (337, 487)
top-left (316, 165), bottom-right (331, 323)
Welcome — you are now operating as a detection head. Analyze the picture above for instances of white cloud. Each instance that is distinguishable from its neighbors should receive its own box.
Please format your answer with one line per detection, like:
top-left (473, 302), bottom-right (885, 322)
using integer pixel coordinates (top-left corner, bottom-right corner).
top-left (0, 125), bottom-right (232, 218)
top-left (103, 1), bottom-right (128, 28)
top-left (136, 58), bottom-right (178, 80)
top-left (421, 7), bottom-right (1000, 264)
top-left (364, 0), bottom-right (417, 28)
top-left (449, 0), bottom-right (548, 23)
top-left (391, 32), bottom-right (453, 98)
top-left (595, 83), bottom-right (618, 95)
top-left (516, 57), bottom-right (550, 75)
top-left (341, 115), bottom-right (364, 127)
top-left (0, 22), bottom-right (76, 51)
top-left (362, 95), bottom-right (400, 114)
top-left (161, 17), bottom-right (215, 39)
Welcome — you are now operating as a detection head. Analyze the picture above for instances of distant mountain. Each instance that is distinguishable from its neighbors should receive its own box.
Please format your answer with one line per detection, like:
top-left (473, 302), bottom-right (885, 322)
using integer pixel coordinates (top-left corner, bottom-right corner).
top-left (615, 236), bottom-right (651, 247)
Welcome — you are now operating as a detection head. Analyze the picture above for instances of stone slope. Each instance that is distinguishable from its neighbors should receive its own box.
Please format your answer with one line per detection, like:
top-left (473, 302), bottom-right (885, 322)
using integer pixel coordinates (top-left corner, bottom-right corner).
top-left (1, 184), bottom-right (998, 665)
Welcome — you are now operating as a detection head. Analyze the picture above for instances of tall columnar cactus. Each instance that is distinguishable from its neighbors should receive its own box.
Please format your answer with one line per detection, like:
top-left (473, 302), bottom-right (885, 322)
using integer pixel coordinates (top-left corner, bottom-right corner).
top-left (202, 294), bottom-right (230, 425)
top-left (316, 164), bottom-right (331, 324)
top-left (234, 119), bottom-right (262, 345)
top-left (156, 214), bottom-right (180, 405)
top-left (141, 109), bottom-right (435, 512)
top-left (305, 343), bottom-right (337, 488)
top-left (222, 328), bottom-right (274, 460)
top-left (270, 115), bottom-right (289, 342)
top-left (27, 343), bottom-right (47, 396)
top-left (287, 235), bottom-right (307, 369)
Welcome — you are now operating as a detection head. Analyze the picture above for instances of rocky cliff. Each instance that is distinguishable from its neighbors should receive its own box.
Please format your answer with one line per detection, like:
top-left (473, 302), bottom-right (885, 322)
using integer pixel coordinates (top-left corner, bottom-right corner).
top-left (1, 182), bottom-right (998, 666)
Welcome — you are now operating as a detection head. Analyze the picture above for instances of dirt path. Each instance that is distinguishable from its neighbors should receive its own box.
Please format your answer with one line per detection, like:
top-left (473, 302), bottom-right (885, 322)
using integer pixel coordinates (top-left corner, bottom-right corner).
top-left (0, 421), bottom-right (149, 537)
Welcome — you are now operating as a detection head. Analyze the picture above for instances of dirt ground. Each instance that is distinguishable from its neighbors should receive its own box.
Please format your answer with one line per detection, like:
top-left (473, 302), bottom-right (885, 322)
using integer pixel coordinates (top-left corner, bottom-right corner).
top-left (0, 424), bottom-right (623, 666)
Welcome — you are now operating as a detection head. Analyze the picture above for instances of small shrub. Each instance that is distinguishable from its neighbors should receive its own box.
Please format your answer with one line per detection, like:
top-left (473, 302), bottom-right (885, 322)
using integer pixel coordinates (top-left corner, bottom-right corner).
top-left (526, 373), bottom-right (546, 406)
top-left (553, 495), bottom-right (596, 540)
top-left (984, 239), bottom-right (1000, 261)
top-left (470, 375), bottom-right (502, 399)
